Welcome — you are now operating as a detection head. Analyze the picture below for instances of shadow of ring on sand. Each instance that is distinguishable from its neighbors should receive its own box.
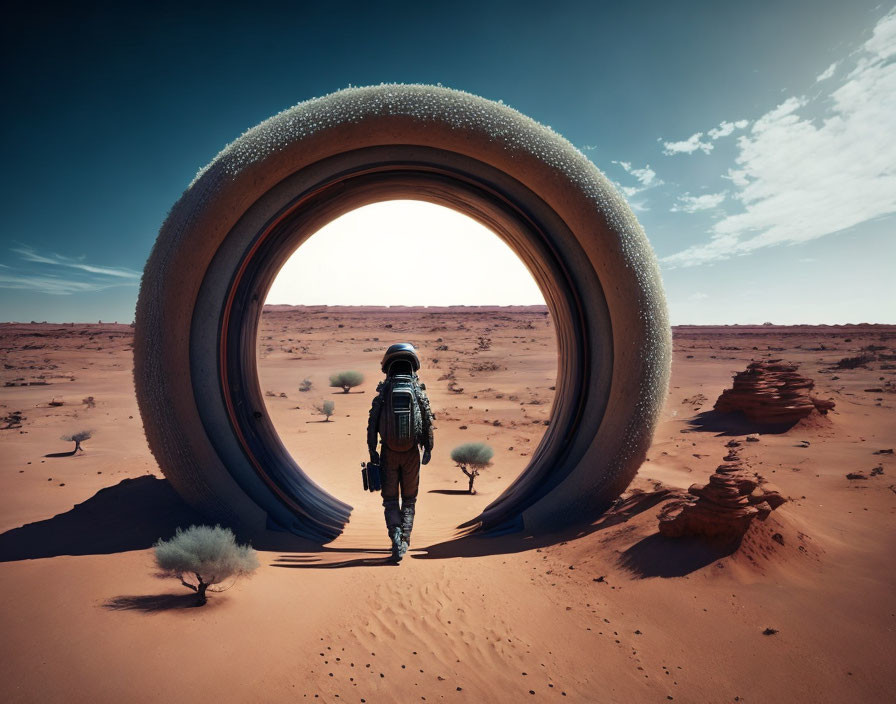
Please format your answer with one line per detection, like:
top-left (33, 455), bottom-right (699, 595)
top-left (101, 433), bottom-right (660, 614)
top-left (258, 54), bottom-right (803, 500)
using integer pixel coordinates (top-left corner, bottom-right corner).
top-left (0, 475), bottom-right (316, 562)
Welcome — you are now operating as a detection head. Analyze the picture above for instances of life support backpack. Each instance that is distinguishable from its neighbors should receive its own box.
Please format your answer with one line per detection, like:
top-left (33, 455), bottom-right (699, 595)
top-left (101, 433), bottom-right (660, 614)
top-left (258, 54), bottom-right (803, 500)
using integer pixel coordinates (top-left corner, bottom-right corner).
top-left (379, 375), bottom-right (423, 452)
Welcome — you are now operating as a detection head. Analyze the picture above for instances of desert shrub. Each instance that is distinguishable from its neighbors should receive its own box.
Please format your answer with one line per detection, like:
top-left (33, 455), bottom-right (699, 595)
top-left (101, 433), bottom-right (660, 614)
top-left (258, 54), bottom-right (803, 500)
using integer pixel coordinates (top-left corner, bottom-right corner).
top-left (299, 378), bottom-right (313, 392)
top-left (451, 442), bottom-right (494, 494)
top-left (154, 524), bottom-right (259, 606)
top-left (61, 429), bottom-right (92, 452)
top-left (2, 410), bottom-right (25, 429)
top-left (314, 399), bottom-right (335, 421)
top-left (329, 370), bottom-right (364, 393)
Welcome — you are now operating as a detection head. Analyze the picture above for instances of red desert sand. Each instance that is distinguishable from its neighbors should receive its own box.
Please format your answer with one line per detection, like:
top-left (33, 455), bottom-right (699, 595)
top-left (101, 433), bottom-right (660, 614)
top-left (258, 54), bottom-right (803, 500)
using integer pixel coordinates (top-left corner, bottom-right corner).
top-left (1, 307), bottom-right (894, 703)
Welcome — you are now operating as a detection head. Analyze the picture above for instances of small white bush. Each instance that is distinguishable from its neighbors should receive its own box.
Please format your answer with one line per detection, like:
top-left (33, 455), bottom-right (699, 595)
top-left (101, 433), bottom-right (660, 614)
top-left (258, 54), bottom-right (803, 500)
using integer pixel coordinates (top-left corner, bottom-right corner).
top-left (154, 525), bottom-right (259, 606)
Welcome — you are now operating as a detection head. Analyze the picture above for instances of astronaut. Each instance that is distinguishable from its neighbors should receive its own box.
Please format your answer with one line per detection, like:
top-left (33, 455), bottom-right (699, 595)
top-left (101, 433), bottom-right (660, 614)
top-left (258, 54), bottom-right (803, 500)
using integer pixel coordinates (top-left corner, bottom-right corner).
top-left (367, 343), bottom-right (435, 562)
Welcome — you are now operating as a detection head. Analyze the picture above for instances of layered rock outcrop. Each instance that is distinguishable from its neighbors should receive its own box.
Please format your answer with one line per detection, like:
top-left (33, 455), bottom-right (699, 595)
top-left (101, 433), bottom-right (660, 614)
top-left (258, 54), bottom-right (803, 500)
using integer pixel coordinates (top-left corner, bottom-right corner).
top-left (658, 443), bottom-right (786, 541)
top-left (714, 360), bottom-right (834, 426)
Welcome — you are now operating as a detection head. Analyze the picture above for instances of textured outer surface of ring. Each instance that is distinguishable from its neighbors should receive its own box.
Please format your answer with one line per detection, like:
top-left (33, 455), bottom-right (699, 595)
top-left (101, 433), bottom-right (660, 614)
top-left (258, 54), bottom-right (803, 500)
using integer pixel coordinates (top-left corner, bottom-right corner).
top-left (134, 84), bottom-right (671, 539)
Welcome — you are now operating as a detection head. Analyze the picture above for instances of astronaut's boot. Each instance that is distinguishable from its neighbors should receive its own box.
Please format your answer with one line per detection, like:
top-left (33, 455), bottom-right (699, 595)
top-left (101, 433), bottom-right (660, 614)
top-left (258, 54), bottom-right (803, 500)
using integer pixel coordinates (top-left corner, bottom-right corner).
top-left (389, 526), bottom-right (405, 562)
top-left (399, 499), bottom-right (416, 558)
top-left (383, 498), bottom-right (403, 562)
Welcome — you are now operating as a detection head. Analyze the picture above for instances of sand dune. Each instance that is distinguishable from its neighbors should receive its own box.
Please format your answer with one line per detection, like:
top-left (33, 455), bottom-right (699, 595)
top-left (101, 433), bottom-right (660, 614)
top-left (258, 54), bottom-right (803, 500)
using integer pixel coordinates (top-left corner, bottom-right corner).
top-left (1, 309), bottom-right (894, 702)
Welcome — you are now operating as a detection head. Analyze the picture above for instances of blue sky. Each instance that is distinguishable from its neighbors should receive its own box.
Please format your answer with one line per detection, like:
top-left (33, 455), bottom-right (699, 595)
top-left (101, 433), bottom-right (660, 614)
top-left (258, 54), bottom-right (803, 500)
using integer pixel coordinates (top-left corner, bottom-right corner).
top-left (1, 1), bottom-right (893, 324)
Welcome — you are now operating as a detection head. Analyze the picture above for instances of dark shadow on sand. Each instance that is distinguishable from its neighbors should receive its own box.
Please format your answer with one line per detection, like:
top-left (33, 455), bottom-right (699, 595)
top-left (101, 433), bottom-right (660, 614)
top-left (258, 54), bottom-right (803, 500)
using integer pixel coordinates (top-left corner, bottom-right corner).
top-left (273, 551), bottom-right (398, 569)
top-left (416, 488), bottom-right (733, 578)
top-left (618, 534), bottom-right (740, 578)
top-left (0, 475), bottom-right (325, 562)
top-left (43, 450), bottom-right (77, 458)
top-left (103, 593), bottom-right (206, 612)
top-left (686, 410), bottom-right (794, 436)
top-left (428, 489), bottom-right (475, 496)
top-left (413, 488), bottom-right (685, 561)
top-left (0, 475), bottom-right (204, 561)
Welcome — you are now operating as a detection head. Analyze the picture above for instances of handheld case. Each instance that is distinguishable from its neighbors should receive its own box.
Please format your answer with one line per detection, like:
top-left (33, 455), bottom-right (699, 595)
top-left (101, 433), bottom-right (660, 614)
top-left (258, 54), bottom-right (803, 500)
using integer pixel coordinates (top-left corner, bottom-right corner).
top-left (361, 461), bottom-right (382, 492)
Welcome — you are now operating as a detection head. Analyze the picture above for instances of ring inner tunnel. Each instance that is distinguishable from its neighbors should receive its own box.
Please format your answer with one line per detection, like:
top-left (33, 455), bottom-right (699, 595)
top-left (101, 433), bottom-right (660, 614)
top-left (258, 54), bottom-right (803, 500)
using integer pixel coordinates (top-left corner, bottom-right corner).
top-left (256, 199), bottom-right (559, 544)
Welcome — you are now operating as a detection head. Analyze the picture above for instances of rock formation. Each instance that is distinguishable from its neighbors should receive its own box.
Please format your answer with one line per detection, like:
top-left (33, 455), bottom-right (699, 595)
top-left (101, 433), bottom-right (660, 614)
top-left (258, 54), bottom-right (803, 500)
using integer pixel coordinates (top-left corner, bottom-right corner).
top-left (658, 445), bottom-right (786, 541)
top-left (714, 360), bottom-right (835, 426)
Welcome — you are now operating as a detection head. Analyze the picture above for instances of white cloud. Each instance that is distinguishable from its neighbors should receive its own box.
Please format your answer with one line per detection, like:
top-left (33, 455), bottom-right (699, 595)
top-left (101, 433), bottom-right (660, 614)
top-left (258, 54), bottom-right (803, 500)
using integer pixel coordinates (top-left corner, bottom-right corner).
top-left (12, 247), bottom-right (140, 279)
top-left (664, 9), bottom-right (896, 267)
top-left (614, 160), bottom-right (660, 187)
top-left (662, 132), bottom-right (713, 155)
top-left (663, 119), bottom-right (748, 156)
top-left (816, 62), bottom-right (838, 82)
top-left (0, 247), bottom-right (141, 295)
top-left (862, 7), bottom-right (896, 60)
top-left (671, 192), bottom-right (727, 213)
top-left (0, 272), bottom-right (135, 295)
top-left (707, 119), bottom-right (749, 140)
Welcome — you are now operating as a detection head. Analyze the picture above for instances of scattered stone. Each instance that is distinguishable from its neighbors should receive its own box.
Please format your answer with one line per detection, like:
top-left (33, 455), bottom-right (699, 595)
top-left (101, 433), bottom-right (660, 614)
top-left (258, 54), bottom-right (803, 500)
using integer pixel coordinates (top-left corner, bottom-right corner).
top-left (762, 628), bottom-right (778, 636)
top-left (746, 435), bottom-right (760, 442)
top-left (870, 466), bottom-right (884, 477)
top-left (1, 410), bottom-right (26, 429)
top-left (714, 360), bottom-right (835, 426)
top-left (873, 448), bottom-right (893, 455)
top-left (834, 353), bottom-right (874, 369)
top-left (846, 472), bottom-right (868, 480)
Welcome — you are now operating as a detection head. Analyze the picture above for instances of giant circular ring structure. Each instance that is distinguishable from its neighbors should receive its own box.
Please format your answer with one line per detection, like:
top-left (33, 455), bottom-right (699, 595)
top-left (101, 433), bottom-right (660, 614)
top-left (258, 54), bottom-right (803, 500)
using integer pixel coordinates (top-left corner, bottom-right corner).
top-left (134, 84), bottom-right (671, 542)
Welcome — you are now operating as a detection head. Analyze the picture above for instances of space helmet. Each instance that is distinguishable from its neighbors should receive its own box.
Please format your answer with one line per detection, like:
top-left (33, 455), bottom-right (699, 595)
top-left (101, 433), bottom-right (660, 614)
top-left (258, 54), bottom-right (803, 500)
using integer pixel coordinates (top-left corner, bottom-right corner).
top-left (381, 342), bottom-right (421, 374)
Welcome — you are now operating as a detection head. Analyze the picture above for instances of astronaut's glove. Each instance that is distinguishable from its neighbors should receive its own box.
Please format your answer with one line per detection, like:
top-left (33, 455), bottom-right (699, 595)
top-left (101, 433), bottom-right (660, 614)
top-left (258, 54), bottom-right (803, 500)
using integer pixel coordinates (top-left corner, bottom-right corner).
top-left (369, 450), bottom-right (380, 465)
top-left (421, 449), bottom-right (431, 466)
